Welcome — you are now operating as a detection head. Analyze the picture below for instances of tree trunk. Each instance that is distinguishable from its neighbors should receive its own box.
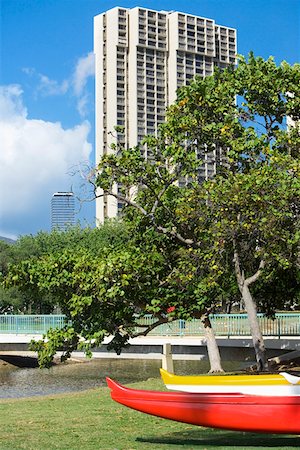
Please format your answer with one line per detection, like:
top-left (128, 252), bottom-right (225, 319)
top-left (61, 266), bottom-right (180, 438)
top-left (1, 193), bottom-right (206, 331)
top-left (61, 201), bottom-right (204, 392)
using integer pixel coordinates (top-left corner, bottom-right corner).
top-left (201, 314), bottom-right (224, 373)
top-left (240, 283), bottom-right (267, 371)
top-left (234, 248), bottom-right (267, 371)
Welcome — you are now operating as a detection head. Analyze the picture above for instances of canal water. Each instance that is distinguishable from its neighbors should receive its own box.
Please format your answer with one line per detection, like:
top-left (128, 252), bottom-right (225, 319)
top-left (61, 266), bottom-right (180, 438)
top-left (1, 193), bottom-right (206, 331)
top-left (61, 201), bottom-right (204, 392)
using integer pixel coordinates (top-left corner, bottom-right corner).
top-left (0, 358), bottom-right (246, 399)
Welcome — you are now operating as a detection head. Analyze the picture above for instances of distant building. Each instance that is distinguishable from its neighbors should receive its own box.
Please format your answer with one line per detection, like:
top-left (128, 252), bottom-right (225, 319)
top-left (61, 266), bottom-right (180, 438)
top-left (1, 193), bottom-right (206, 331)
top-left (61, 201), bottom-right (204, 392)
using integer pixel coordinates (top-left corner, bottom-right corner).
top-left (94, 6), bottom-right (237, 222)
top-left (51, 192), bottom-right (75, 231)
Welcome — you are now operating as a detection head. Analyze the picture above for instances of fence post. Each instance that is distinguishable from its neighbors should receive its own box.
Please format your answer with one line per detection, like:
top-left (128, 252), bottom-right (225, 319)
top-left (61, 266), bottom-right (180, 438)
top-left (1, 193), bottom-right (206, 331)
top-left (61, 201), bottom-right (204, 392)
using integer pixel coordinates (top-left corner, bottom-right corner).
top-left (162, 343), bottom-right (174, 373)
top-left (179, 319), bottom-right (185, 336)
top-left (227, 315), bottom-right (230, 338)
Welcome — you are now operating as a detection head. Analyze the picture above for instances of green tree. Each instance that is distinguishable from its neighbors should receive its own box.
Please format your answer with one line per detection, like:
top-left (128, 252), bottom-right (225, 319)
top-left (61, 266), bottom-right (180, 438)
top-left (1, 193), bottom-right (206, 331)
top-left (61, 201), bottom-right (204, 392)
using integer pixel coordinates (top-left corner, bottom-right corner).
top-left (4, 218), bottom-right (231, 370)
top-left (1, 221), bottom-right (129, 314)
top-left (3, 228), bottom-right (194, 367)
top-left (95, 53), bottom-right (300, 370)
top-left (0, 240), bottom-right (31, 313)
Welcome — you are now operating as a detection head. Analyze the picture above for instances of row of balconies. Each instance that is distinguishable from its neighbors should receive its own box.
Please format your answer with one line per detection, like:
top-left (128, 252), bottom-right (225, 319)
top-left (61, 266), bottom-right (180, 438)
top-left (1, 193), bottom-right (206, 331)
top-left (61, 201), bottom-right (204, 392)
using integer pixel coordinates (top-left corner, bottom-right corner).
top-left (178, 43), bottom-right (215, 54)
top-left (178, 14), bottom-right (212, 26)
top-left (178, 22), bottom-right (214, 34)
top-left (214, 54), bottom-right (236, 64)
top-left (218, 27), bottom-right (235, 37)
top-left (178, 36), bottom-right (215, 47)
top-left (218, 34), bottom-right (236, 44)
top-left (138, 10), bottom-right (166, 22)
top-left (137, 112), bottom-right (164, 121)
top-left (137, 70), bottom-right (165, 80)
top-left (177, 65), bottom-right (205, 76)
top-left (137, 103), bottom-right (165, 112)
top-left (138, 56), bottom-right (165, 65)
top-left (138, 39), bottom-right (167, 49)
top-left (178, 36), bottom-right (214, 44)
top-left (137, 90), bottom-right (165, 100)
top-left (137, 56), bottom-right (165, 66)
top-left (217, 40), bottom-right (236, 50)
top-left (139, 26), bottom-right (167, 34)
top-left (137, 69), bottom-right (165, 77)
top-left (138, 20), bottom-right (167, 33)
top-left (137, 97), bottom-right (165, 107)
top-left (138, 25), bottom-right (166, 34)
top-left (177, 73), bottom-right (203, 82)
top-left (182, 31), bottom-right (204, 40)
top-left (177, 61), bottom-right (213, 72)
top-left (137, 82), bottom-right (165, 91)
top-left (177, 53), bottom-right (203, 61)
top-left (139, 33), bottom-right (167, 43)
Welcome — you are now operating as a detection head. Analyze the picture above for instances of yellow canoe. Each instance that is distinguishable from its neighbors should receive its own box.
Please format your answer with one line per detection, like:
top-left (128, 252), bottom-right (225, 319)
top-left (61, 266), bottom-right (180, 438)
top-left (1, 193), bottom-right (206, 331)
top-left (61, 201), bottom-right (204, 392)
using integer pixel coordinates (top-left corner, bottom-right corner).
top-left (160, 368), bottom-right (300, 396)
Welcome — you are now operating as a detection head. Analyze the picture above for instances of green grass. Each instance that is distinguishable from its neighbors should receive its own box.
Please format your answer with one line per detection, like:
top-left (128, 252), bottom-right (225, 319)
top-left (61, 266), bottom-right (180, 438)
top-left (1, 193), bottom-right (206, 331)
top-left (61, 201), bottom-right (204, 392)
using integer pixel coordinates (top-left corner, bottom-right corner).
top-left (0, 378), bottom-right (299, 450)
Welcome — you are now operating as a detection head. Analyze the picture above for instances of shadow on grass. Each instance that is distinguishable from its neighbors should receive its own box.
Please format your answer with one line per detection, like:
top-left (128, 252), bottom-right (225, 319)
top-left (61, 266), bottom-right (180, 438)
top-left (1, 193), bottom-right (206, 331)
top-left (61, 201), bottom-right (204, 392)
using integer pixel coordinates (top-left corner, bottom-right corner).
top-left (137, 429), bottom-right (300, 448)
top-left (0, 355), bottom-right (39, 368)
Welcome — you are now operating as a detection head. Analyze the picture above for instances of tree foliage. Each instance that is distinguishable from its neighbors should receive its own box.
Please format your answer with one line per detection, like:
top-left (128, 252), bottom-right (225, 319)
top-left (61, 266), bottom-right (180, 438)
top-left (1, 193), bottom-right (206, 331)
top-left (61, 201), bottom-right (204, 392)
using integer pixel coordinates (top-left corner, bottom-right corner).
top-left (4, 221), bottom-right (228, 368)
top-left (1, 221), bottom-right (130, 314)
top-left (95, 53), bottom-right (300, 369)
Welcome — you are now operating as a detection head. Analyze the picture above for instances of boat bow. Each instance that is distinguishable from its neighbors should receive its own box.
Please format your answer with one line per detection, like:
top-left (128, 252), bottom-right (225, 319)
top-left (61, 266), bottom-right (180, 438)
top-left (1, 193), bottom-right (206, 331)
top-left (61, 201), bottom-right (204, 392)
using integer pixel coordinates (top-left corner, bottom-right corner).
top-left (106, 377), bottom-right (300, 434)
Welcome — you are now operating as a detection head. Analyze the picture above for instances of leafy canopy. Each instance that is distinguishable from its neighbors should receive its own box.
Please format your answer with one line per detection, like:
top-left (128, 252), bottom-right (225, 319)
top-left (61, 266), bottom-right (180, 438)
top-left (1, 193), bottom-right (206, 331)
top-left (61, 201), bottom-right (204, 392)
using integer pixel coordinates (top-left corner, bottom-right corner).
top-left (95, 53), bottom-right (300, 315)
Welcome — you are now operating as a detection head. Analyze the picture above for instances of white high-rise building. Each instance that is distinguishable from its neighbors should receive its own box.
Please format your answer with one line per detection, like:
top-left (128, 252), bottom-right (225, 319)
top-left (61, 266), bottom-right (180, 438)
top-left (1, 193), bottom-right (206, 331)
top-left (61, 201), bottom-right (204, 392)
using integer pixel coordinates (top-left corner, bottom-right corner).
top-left (94, 7), bottom-right (237, 222)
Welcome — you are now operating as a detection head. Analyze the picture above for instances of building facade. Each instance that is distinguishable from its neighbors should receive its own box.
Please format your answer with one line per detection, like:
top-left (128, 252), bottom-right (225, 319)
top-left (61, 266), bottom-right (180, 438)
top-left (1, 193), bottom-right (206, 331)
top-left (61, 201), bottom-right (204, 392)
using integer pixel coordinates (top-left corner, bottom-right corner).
top-left (51, 192), bottom-right (75, 231)
top-left (94, 6), bottom-right (237, 222)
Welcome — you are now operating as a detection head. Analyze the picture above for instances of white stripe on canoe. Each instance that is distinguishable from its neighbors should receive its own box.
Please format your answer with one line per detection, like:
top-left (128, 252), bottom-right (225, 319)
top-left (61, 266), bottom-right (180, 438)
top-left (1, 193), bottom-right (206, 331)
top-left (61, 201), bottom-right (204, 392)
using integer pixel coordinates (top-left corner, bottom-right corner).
top-left (165, 384), bottom-right (300, 396)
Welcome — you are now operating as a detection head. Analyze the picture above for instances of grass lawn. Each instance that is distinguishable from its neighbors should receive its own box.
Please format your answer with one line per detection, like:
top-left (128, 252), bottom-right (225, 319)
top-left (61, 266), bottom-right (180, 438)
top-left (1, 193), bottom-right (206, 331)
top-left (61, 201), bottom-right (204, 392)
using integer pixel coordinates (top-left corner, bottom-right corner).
top-left (0, 377), bottom-right (299, 450)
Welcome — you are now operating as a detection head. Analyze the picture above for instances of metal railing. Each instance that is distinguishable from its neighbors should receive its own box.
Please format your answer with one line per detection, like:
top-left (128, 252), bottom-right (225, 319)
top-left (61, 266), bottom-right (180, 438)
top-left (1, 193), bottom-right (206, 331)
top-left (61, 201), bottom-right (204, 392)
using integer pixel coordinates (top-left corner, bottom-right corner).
top-left (136, 313), bottom-right (300, 338)
top-left (0, 313), bottom-right (299, 337)
top-left (0, 315), bottom-right (67, 334)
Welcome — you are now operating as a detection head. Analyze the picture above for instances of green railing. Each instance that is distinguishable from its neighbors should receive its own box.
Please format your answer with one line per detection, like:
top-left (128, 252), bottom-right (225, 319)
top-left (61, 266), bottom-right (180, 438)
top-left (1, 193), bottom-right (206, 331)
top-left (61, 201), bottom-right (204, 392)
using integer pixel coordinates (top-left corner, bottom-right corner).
top-left (0, 313), bottom-right (299, 337)
top-left (136, 313), bottom-right (300, 338)
top-left (0, 315), bottom-right (67, 334)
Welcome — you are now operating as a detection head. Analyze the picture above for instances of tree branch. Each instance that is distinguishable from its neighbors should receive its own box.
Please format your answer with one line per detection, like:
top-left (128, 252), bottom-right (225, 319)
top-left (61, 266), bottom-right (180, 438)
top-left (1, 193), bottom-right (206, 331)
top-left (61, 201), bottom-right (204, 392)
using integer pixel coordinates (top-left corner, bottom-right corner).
top-left (150, 172), bottom-right (181, 215)
top-left (245, 259), bottom-right (265, 286)
top-left (233, 236), bottom-right (244, 288)
top-left (95, 189), bottom-right (149, 217)
top-left (156, 224), bottom-right (198, 247)
top-left (130, 316), bottom-right (169, 337)
top-left (94, 186), bottom-right (200, 248)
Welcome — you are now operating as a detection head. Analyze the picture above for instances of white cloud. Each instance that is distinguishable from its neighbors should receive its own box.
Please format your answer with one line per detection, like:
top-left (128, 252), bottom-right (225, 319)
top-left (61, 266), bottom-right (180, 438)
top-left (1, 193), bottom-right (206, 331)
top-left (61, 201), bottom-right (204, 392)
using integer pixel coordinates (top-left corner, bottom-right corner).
top-left (23, 68), bottom-right (69, 96)
top-left (22, 51), bottom-right (95, 118)
top-left (0, 84), bottom-right (27, 121)
top-left (72, 52), bottom-right (95, 97)
top-left (76, 92), bottom-right (91, 118)
top-left (0, 85), bottom-right (93, 235)
top-left (37, 74), bottom-right (69, 96)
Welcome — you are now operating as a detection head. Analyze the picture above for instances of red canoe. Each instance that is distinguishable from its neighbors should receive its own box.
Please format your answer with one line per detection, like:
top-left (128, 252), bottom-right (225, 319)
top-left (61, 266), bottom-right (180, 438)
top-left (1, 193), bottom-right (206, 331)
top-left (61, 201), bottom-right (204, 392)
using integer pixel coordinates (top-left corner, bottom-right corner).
top-left (106, 378), bottom-right (300, 434)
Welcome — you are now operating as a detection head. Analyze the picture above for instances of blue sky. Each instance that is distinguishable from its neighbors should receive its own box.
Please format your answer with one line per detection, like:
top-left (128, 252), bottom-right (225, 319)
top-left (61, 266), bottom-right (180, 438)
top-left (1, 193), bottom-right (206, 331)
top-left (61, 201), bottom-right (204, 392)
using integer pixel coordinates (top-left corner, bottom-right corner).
top-left (0, 0), bottom-right (299, 239)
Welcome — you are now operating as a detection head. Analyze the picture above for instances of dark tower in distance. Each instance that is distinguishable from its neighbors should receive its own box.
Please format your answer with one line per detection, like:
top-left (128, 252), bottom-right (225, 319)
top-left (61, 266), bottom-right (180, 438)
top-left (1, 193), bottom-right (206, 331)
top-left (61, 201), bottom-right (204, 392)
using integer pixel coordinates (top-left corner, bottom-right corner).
top-left (51, 192), bottom-right (75, 230)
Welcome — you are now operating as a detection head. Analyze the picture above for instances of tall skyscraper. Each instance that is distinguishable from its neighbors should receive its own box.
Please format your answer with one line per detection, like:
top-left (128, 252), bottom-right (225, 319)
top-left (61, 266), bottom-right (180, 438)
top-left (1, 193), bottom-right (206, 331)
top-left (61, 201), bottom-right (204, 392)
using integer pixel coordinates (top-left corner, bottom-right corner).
top-left (94, 6), bottom-right (237, 222)
top-left (51, 192), bottom-right (75, 231)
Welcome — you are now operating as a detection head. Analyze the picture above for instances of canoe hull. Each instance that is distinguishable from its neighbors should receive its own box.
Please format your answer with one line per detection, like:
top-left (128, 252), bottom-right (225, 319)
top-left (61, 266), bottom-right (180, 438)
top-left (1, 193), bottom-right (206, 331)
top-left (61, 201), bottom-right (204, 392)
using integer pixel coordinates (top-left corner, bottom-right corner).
top-left (107, 378), bottom-right (300, 434)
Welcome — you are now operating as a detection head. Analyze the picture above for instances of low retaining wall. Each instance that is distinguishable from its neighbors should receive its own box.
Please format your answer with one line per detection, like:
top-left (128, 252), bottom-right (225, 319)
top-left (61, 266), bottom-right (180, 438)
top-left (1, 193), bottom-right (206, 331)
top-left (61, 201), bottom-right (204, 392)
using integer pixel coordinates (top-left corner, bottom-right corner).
top-left (1, 335), bottom-right (299, 361)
